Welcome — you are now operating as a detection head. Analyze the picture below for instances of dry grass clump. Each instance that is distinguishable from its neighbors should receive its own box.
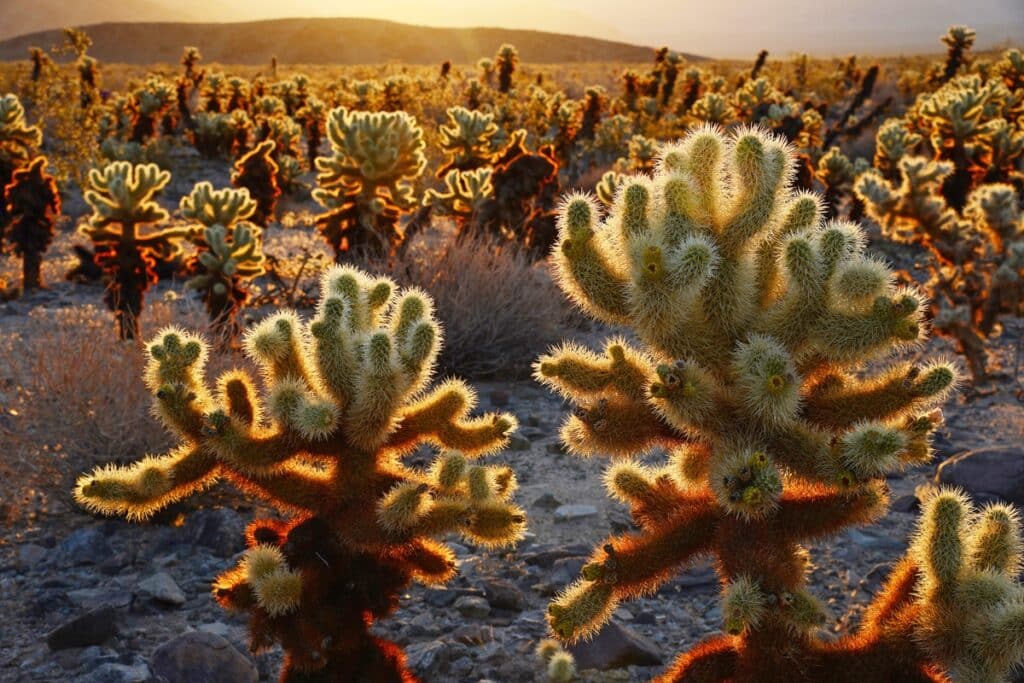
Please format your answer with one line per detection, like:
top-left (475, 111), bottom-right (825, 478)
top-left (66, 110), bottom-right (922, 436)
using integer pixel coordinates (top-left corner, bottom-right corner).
top-left (0, 298), bottom-right (239, 524)
top-left (385, 229), bottom-right (576, 378)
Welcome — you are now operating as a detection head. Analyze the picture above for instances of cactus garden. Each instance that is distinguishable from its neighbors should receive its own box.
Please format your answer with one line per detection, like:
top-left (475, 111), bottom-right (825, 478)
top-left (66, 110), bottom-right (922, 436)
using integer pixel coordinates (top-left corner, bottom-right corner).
top-left (0, 9), bottom-right (1023, 683)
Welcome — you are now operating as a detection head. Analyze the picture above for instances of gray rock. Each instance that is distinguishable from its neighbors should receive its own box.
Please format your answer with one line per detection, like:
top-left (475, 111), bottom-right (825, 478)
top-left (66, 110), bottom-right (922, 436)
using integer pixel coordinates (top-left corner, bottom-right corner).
top-left (59, 528), bottom-right (111, 565)
top-left (549, 556), bottom-right (587, 586)
top-left (183, 507), bottom-right (246, 557)
top-left (454, 595), bottom-right (491, 619)
top-left (78, 662), bottom-right (151, 683)
top-left (554, 504), bottom-right (598, 521)
top-left (936, 447), bottom-right (1024, 505)
top-left (569, 620), bottom-right (663, 670)
top-left (136, 572), bottom-right (186, 606)
top-left (46, 606), bottom-right (119, 650)
top-left (506, 434), bottom-right (531, 451)
top-left (481, 578), bottom-right (525, 611)
top-left (673, 560), bottom-right (718, 589)
top-left (423, 587), bottom-right (459, 608)
top-left (18, 543), bottom-right (48, 568)
top-left (405, 641), bottom-right (448, 678)
top-left (531, 493), bottom-right (562, 510)
top-left (890, 493), bottom-right (919, 513)
top-left (150, 631), bottom-right (257, 683)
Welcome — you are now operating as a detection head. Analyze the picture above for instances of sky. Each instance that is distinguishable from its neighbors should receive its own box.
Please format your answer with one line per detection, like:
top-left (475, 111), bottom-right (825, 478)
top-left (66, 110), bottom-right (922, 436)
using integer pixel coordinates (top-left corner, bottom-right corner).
top-left (3, 0), bottom-right (1023, 57)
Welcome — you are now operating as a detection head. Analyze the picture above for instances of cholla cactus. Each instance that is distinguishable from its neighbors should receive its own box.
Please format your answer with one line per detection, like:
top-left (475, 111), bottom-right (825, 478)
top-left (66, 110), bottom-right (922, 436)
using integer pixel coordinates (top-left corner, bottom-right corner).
top-left (534, 125), bottom-right (1024, 680)
top-left (595, 170), bottom-right (625, 207)
top-left (0, 94), bottom-right (42, 248)
top-left (232, 140), bottom-right (281, 227)
top-left (873, 119), bottom-right (922, 181)
top-left (423, 168), bottom-right (493, 229)
top-left (191, 112), bottom-right (236, 159)
top-left (995, 48), bottom-right (1024, 91)
top-left (2, 156), bottom-right (60, 290)
top-left (495, 44), bottom-right (519, 94)
top-left (537, 639), bottom-right (577, 682)
top-left (181, 182), bottom-right (265, 338)
top-left (75, 266), bottom-right (524, 681)
top-left (437, 106), bottom-right (499, 175)
top-left (937, 25), bottom-right (976, 85)
top-left (130, 77), bottom-right (176, 144)
top-left (856, 157), bottom-right (1024, 382)
top-left (312, 106), bottom-right (426, 259)
top-left (816, 146), bottom-right (858, 218)
top-left (80, 162), bottom-right (188, 340)
top-left (691, 92), bottom-right (734, 125)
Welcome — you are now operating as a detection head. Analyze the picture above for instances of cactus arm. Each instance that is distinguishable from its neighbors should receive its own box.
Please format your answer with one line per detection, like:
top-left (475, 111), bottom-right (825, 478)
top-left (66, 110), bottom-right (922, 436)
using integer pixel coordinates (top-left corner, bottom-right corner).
top-left (75, 445), bottom-right (220, 520)
top-left (860, 557), bottom-right (921, 633)
top-left (560, 393), bottom-right (684, 458)
top-left (803, 363), bottom-right (956, 429)
top-left (661, 636), bottom-right (740, 682)
top-left (774, 482), bottom-right (888, 541)
top-left (535, 340), bottom-right (654, 400)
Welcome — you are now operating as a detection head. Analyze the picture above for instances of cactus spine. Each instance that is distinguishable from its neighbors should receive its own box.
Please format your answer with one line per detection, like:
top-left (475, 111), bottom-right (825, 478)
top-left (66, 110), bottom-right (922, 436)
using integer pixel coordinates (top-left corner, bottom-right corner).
top-left (537, 125), bottom-right (1024, 681)
top-left (75, 267), bottom-right (524, 681)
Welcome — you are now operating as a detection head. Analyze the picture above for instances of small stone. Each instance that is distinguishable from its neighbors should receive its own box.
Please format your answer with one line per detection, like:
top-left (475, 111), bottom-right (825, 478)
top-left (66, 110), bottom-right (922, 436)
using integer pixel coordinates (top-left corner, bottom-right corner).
top-left (506, 434), bottom-right (531, 451)
top-left (406, 641), bottom-right (448, 678)
top-left (454, 595), bottom-right (491, 619)
top-left (150, 631), bottom-right (257, 683)
top-left (569, 620), bottom-right (663, 670)
top-left (18, 543), bottom-right (47, 568)
top-left (481, 578), bottom-right (525, 611)
top-left (59, 528), bottom-right (111, 565)
top-left (183, 507), bottom-right (247, 558)
top-left (423, 587), bottom-right (459, 608)
top-left (549, 556), bottom-right (587, 586)
top-left (554, 504), bottom-right (598, 521)
top-left (546, 442), bottom-right (568, 455)
top-left (46, 606), bottom-right (119, 650)
top-left (531, 493), bottom-right (562, 510)
top-left (78, 662), bottom-right (151, 683)
top-left (890, 493), bottom-right (919, 513)
top-left (136, 572), bottom-right (186, 606)
top-left (673, 560), bottom-right (718, 589)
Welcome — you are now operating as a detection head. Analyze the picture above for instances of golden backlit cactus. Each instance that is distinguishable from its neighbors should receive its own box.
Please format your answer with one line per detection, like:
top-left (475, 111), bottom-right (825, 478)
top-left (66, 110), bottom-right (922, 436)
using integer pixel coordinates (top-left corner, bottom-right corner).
top-left (79, 161), bottom-right (189, 340)
top-left (75, 266), bottom-right (524, 682)
top-left (856, 157), bottom-right (1024, 382)
top-left (0, 93), bottom-right (43, 250)
top-left (313, 106), bottom-right (426, 259)
top-left (423, 167), bottom-right (493, 229)
top-left (436, 106), bottom-right (499, 175)
top-left (535, 124), bottom-right (1024, 681)
top-left (181, 182), bottom-right (265, 338)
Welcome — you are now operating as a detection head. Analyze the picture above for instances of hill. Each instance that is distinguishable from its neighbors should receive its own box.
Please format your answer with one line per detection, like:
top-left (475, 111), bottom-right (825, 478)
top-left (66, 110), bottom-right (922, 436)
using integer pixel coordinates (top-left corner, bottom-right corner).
top-left (0, 18), bottom-right (700, 65)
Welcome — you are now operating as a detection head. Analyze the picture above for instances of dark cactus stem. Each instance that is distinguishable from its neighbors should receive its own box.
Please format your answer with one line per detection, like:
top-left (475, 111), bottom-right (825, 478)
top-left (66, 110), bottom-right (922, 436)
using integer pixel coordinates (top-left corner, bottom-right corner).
top-left (751, 49), bottom-right (769, 79)
top-left (232, 141), bottom-right (281, 227)
top-left (176, 80), bottom-right (194, 132)
top-left (824, 64), bottom-right (879, 147)
top-left (498, 62), bottom-right (514, 94)
top-left (943, 141), bottom-right (972, 211)
top-left (681, 77), bottom-right (700, 114)
top-left (3, 157), bottom-right (60, 291)
top-left (661, 64), bottom-right (679, 106)
top-left (580, 94), bottom-right (602, 141)
top-left (440, 60), bottom-right (451, 80)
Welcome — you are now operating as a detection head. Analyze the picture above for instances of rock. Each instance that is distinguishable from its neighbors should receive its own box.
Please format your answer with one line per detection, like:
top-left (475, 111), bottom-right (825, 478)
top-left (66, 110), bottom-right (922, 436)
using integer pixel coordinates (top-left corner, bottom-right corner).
top-left (531, 493), bottom-right (562, 510)
top-left (423, 587), bottom-right (459, 608)
top-left (136, 572), bottom-right (186, 606)
top-left (183, 507), bottom-right (247, 557)
top-left (150, 631), bottom-right (257, 683)
top-left (481, 578), bottom-right (525, 611)
top-left (554, 504), bottom-right (598, 521)
top-left (454, 595), bottom-right (491, 619)
top-left (858, 562), bottom-right (892, 595)
top-left (488, 389), bottom-right (510, 407)
top-left (936, 447), bottom-right (1024, 505)
top-left (844, 528), bottom-right (905, 554)
top-left (523, 544), bottom-right (591, 568)
top-left (673, 560), bottom-right (718, 589)
top-left (46, 606), bottom-right (119, 650)
top-left (546, 442), bottom-right (568, 455)
top-left (890, 493), bottom-right (919, 513)
top-left (78, 662), bottom-right (151, 683)
top-left (569, 620), bottom-right (663, 670)
top-left (549, 556), bottom-right (587, 586)
top-left (406, 641), bottom-right (448, 678)
top-left (506, 434), bottom-right (531, 451)
top-left (59, 528), bottom-right (111, 565)
top-left (18, 543), bottom-right (48, 568)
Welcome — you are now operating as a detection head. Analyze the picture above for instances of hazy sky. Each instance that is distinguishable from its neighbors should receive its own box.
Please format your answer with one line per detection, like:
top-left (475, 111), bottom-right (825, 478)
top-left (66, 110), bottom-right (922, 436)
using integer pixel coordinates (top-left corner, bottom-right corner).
top-left (4, 0), bottom-right (1023, 57)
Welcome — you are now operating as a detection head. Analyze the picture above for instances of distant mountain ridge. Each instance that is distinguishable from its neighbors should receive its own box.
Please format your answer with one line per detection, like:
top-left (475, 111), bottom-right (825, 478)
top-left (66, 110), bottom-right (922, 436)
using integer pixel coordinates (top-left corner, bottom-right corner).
top-left (0, 18), bottom-right (703, 65)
